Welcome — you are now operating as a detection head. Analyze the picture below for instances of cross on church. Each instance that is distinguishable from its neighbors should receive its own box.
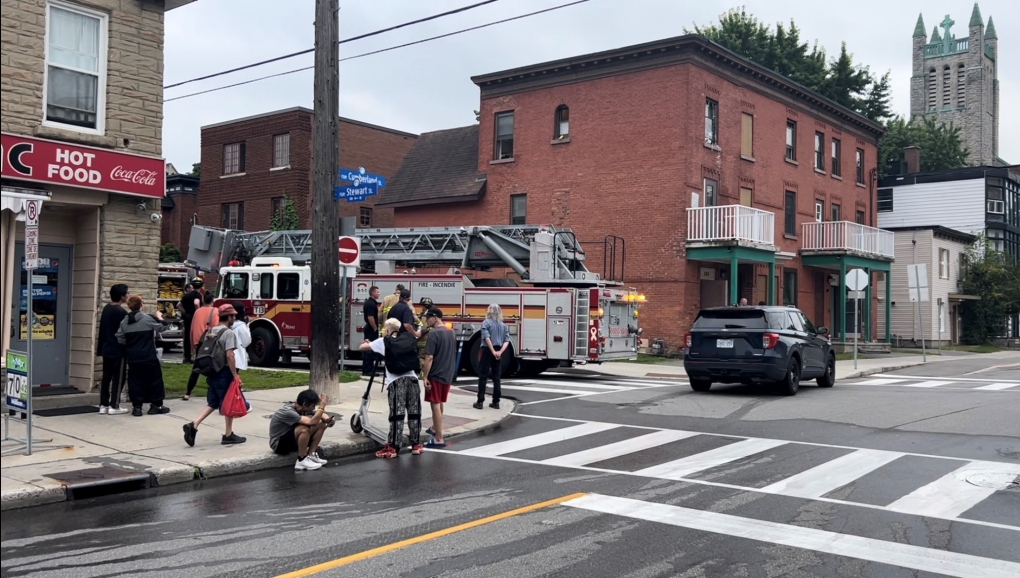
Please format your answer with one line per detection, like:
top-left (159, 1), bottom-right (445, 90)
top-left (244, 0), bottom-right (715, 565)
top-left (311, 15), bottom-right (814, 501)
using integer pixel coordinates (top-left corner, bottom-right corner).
top-left (940, 14), bottom-right (955, 45)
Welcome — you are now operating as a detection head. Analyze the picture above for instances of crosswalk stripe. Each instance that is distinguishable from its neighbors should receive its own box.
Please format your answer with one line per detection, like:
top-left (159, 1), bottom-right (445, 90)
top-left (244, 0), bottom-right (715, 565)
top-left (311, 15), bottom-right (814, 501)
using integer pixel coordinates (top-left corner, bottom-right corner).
top-left (853, 378), bottom-right (909, 385)
top-left (457, 422), bottom-right (619, 457)
top-left (564, 494), bottom-right (1020, 578)
top-left (885, 460), bottom-right (1020, 519)
top-left (975, 382), bottom-right (1020, 391)
top-left (759, 449), bottom-right (904, 498)
top-left (540, 429), bottom-right (699, 467)
top-left (633, 438), bottom-right (788, 480)
top-left (494, 384), bottom-right (628, 395)
top-left (901, 380), bottom-right (955, 388)
top-left (512, 379), bottom-right (633, 390)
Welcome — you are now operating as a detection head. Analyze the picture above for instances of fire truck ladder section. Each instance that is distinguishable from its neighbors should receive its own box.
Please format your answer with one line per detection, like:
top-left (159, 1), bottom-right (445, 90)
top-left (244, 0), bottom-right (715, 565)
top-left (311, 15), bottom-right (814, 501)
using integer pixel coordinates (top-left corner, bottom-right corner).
top-left (187, 225), bottom-right (625, 286)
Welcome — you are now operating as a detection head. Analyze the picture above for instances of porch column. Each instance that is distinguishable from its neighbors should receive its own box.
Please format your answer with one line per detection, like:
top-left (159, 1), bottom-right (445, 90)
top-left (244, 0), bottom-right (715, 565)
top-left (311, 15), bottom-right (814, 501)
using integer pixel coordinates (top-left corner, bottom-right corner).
top-left (839, 260), bottom-right (847, 342)
top-left (864, 268), bottom-right (872, 342)
top-left (885, 270), bottom-right (892, 343)
top-left (768, 260), bottom-right (776, 305)
top-left (729, 253), bottom-right (739, 305)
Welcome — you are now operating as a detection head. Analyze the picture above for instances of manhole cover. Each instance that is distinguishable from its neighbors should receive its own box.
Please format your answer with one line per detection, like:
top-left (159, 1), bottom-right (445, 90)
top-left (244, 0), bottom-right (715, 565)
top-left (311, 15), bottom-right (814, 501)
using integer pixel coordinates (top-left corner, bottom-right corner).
top-left (965, 472), bottom-right (1020, 491)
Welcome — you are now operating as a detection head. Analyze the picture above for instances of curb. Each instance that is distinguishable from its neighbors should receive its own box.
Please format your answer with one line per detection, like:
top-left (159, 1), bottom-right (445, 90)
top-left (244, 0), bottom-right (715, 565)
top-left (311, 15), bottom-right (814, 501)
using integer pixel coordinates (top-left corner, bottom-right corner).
top-left (1, 399), bottom-right (514, 511)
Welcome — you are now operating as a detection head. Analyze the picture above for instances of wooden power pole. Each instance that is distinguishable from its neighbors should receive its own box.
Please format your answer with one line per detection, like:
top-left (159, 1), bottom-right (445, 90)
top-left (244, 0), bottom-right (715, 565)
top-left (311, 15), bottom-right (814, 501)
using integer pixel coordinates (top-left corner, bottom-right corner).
top-left (310, 0), bottom-right (341, 398)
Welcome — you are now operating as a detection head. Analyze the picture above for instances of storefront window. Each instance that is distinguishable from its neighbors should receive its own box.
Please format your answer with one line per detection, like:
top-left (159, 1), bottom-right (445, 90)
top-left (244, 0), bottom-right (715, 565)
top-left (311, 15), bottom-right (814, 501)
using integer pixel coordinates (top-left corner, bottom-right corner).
top-left (19, 258), bottom-right (59, 340)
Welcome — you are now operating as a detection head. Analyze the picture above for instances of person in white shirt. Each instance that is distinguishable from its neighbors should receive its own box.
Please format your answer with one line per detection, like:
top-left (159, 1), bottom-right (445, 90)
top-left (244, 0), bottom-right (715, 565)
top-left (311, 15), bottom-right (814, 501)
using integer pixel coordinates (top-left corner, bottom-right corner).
top-left (230, 302), bottom-right (252, 371)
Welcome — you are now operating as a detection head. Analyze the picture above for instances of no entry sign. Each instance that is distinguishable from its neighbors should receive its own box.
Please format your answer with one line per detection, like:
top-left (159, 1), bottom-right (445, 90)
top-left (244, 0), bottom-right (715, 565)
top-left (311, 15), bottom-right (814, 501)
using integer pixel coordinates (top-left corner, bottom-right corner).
top-left (338, 236), bottom-right (361, 267)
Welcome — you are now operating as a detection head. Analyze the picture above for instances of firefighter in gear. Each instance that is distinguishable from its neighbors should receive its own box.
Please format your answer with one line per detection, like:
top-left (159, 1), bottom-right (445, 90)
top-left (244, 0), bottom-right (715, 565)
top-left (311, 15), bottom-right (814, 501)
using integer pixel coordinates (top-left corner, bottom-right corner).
top-left (416, 297), bottom-right (434, 365)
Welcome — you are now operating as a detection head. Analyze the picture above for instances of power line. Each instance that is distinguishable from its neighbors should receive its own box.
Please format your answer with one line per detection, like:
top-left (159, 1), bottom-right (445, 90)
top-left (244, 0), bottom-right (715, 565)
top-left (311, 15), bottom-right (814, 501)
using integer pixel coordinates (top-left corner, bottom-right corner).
top-left (163, 0), bottom-right (500, 89)
top-left (164, 0), bottom-right (589, 103)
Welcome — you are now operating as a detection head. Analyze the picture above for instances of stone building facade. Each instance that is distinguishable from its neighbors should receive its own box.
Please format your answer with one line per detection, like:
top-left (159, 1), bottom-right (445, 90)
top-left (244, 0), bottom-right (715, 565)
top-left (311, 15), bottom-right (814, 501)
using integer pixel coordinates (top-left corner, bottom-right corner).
top-left (1, 0), bottom-right (192, 393)
top-left (910, 4), bottom-right (1002, 166)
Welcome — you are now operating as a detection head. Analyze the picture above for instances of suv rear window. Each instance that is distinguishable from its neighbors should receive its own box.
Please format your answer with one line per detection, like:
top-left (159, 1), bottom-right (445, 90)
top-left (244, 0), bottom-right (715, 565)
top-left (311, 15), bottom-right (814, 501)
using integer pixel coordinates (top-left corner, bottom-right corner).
top-left (693, 310), bottom-right (768, 330)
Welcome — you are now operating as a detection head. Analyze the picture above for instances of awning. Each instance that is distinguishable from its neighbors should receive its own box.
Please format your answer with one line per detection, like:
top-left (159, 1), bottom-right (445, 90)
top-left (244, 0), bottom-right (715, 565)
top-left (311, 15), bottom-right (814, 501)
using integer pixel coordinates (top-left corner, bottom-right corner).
top-left (1, 188), bottom-right (51, 221)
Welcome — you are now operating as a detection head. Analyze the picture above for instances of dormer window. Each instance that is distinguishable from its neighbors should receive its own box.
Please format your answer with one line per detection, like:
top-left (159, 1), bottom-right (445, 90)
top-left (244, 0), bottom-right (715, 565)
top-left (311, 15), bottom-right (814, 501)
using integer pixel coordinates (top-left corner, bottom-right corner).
top-left (554, 105), bottom-right (570, 140)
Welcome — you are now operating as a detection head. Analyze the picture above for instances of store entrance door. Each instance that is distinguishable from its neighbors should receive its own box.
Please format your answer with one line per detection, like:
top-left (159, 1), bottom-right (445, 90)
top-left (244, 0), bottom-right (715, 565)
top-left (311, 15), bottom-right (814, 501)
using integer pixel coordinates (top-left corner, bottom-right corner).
top-left (9, 243), bottom-right (72, 387)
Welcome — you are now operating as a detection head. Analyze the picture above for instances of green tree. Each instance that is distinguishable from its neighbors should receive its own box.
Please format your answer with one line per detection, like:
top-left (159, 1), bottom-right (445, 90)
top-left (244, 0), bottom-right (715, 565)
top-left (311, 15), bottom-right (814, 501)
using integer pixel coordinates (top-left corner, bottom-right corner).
top-left (878, 115), bottom-right (969, 176)
top-left (159, 243), bottom-right (184, 263)
top-left (686, 8), bottom-right (891, 122)
top-left (270, 194), bottom-right (300, 230)
top-left (959, 239), bottom-right (1020, 344)
top-left (189, 163), bottom-right (201, 178)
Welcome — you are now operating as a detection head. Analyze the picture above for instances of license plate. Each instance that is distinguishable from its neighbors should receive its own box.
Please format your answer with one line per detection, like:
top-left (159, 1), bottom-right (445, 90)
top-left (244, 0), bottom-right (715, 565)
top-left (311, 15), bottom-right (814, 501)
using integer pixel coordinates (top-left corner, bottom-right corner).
top-left (716, 339), bottom-right (734, 348)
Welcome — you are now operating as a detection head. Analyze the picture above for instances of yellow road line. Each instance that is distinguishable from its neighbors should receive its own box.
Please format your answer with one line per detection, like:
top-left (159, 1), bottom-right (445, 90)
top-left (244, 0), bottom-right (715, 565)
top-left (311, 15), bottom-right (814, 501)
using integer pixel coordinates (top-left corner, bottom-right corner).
top-left (274, 492), bottom-right (587, 578)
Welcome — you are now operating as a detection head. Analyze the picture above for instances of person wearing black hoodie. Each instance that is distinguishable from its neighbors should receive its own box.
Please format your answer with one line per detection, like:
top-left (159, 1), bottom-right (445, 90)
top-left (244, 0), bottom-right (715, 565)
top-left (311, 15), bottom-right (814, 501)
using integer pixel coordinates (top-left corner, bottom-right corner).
top-left (116, 295), bottom-right (170, 416)
top-left (96, 284), bottom-right (130, 415)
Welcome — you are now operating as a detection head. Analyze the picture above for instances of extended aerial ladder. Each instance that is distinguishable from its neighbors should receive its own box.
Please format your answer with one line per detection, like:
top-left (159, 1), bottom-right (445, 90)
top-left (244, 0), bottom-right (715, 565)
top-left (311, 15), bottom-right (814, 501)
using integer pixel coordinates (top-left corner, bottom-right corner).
top-left (186, 225), bottom-right (624, 285)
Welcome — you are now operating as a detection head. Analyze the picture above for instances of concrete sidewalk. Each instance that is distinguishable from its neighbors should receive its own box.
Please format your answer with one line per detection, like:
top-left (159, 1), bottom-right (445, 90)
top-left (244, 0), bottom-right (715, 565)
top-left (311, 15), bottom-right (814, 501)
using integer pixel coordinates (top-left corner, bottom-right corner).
top-left (1, 378), bottom-right (511, 510)
top-left (582, 350), bottom-right (1019, 381)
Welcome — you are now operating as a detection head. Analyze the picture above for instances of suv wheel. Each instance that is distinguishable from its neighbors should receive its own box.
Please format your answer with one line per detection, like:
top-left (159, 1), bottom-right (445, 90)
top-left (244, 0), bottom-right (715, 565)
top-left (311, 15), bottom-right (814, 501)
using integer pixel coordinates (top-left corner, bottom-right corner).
top-left (690, 379), bottom-right (712, 392)
top-left (777, 358), bottom-right (801, 396)
top-left (817, 354), bottom-right (836, 388)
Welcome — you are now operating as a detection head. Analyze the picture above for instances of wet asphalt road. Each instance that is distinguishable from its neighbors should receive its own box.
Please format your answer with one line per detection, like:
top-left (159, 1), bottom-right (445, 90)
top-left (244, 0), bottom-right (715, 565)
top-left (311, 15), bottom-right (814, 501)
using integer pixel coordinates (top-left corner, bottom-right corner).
top-left (2, 361), bottom-right (1018, 578)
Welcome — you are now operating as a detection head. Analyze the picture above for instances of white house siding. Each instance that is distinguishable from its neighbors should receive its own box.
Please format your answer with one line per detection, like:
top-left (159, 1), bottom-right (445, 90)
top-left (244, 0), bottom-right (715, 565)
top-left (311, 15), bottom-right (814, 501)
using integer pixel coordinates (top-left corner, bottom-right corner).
top-left (878, 229), bottom-right (970, 345)
top-left (878, 179), bottom-right (985, 236)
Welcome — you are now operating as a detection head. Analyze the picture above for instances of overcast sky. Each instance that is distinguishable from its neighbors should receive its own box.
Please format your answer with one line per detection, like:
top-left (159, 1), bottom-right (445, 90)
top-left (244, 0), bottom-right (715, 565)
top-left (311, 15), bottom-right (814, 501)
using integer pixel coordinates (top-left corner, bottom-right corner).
top-left (162, 0), bottom-right (1018, 169)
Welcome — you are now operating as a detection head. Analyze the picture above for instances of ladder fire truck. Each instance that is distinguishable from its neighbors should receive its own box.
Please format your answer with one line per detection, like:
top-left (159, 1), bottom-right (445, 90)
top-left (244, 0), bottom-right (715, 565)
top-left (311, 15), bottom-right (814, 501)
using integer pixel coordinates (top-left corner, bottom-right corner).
top-left (185, 224), bottom-right (644, 377)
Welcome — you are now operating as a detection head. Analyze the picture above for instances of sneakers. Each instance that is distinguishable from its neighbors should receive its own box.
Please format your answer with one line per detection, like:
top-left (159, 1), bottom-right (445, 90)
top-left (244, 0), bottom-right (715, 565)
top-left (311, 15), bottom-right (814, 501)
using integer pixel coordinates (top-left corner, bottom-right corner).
top-left (375, 444), bottom-right (398, 459)
top-left (108, 407), bottom-right (129, 415)
top-left (295, 456), bottom-right (323, 471)
top-left (148, 405), bottom-right (171, 415)
top-left (307, 453), bottom-right (327, 465)
top-left (221, 433), bottom-right (246, 445)
top-left (98, 406), bottom-right (109, 414)
top-left (183, 422), bottom-right (198, 447)
top-left (411, 444), bottom-right (424, 455)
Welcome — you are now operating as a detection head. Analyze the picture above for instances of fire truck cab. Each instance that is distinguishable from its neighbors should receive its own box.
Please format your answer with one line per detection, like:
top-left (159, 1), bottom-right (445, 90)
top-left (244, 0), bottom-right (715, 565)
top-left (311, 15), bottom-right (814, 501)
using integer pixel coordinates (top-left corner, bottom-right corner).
top-left (189, 225), bottom-right (644, 377)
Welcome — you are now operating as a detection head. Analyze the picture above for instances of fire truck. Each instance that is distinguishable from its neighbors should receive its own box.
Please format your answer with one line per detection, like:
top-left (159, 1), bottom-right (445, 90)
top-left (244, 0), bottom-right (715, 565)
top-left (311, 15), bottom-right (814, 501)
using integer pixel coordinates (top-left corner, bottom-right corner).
top-left (185, 224), bottom-right (644, 377)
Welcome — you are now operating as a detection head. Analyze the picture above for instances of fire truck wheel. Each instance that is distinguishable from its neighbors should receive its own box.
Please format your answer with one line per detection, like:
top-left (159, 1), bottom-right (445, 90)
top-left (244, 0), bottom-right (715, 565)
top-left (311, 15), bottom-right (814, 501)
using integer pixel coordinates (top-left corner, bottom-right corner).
top-left (468, 338), bottom-right (516, 377)
top-left (250, 326), bottom-right (281, 367)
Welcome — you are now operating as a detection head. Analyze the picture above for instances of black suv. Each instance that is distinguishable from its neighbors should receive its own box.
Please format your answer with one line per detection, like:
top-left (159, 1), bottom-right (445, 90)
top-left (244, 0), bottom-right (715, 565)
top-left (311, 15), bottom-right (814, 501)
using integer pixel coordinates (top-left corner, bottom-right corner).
top-left (683, 306), bottom-right (835, 396)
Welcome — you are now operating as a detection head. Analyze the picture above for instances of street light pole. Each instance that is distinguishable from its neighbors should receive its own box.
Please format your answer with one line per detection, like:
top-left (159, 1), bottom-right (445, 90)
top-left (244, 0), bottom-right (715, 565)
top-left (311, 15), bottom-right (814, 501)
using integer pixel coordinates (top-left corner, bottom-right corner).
top-left (310, 0), bottom-right (341, 398)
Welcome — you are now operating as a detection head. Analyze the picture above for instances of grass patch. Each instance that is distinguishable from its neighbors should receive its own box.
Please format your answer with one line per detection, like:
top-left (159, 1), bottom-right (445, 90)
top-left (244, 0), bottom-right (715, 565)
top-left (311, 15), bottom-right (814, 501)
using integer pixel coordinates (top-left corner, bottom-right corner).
top-left (160, 362), bottom-right (360, 396)
top-left (619, 353), bottom-right (672, 364)
top-left (943, 344), bottom-right (1002, 353)
top-left (834, 353), bottom-right (855, 361)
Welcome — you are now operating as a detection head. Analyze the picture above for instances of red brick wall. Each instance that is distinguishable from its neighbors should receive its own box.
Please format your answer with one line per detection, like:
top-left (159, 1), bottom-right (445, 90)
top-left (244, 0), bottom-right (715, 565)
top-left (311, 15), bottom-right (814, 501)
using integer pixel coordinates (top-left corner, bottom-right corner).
top-left (395, 60), bottom-right (881, 348)
top-left (161, 192), bottom-right (198, 255)
top-left (199, 110), bottom-right (416, 233)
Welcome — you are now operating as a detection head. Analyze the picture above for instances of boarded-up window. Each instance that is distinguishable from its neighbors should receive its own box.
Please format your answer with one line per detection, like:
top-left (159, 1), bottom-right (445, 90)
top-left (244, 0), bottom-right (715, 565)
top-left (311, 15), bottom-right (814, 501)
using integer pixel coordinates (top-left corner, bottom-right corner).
top-left (741, 113), bottom-right (754, 158)
top-left (740, 187), bottom-right (752, 206)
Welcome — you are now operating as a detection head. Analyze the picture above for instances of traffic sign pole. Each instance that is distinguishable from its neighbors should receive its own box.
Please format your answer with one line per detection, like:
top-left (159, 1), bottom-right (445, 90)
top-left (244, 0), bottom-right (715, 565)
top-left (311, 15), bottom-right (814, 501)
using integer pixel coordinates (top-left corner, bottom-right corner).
top-left (845, 269), bottom-right (869, 371)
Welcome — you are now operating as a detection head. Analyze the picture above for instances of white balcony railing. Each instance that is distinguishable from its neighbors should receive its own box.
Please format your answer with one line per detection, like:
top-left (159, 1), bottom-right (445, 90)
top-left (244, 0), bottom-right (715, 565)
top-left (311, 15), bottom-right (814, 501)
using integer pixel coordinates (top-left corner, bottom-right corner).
top-left (801, 221), bottom-right (895, 259)
top-left (686, 205), bottom-right (775, 247)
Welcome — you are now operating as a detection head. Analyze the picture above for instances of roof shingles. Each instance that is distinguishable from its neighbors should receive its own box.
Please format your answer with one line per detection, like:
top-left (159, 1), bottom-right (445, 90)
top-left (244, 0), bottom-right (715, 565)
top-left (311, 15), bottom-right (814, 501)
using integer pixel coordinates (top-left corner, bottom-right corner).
top-left (376, 125), bottom-right (484, 208)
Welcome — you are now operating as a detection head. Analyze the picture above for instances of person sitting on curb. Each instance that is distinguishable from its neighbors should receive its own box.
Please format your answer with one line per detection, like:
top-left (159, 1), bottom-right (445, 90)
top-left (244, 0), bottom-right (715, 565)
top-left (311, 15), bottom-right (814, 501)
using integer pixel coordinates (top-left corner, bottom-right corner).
top-left (269, 390), bottom-right (336, 471)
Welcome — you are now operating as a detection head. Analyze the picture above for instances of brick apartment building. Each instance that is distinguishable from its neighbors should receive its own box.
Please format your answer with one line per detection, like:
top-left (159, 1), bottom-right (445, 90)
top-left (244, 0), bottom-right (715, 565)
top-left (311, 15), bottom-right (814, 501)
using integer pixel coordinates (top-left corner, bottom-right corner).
top-left (2, 0), bottom-right (190, 393)
top-left (381, 34), bottom-right (894, 349)
top-left (197, 107), bottom-right (416, 237)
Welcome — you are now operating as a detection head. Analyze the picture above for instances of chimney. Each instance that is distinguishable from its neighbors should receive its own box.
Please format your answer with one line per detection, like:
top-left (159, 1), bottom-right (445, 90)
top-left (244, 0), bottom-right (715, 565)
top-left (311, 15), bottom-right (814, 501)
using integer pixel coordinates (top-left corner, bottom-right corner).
top-left (903, 146), bottom-right (921, 174)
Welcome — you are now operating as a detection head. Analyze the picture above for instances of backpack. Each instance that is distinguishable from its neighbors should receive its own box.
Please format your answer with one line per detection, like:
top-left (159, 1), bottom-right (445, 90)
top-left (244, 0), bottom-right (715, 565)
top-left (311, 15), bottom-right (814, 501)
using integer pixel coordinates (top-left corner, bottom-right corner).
top-left (195, 325), bottom-right (228, 376)
top-left (384, 331), bottom-right (420, 375)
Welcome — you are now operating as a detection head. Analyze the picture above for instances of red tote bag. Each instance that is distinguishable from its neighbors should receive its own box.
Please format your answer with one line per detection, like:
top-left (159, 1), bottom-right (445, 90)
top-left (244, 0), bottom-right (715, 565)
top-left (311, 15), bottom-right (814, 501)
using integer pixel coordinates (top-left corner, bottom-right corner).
top-left (220, 376), bottom-right (249, 418)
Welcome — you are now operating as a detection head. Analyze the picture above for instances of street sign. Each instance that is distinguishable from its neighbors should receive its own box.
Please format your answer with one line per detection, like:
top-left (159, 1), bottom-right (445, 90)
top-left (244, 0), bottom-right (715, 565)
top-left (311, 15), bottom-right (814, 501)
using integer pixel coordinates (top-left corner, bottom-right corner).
top-left (338, 236), bottom-right (361, 267)
top-left (333, 183), bottom-right (376, 201)
top-left (5, 350), bottom-right (29, 411)
top-left (845, 268), bottom-right (868, 291)
top-left (24, 199), bottom-right (41, 270)
top-left (339, 167), bottom-right (386, 188)
top-left (25, 199), bottom-right (40, 226)
top-left (335, 166), bottom-right (387, 203)
top-left (908, 287), bottom-right (930, 303)
top-left (906, 264), bottom-right (928, 288)
top-left (848, 290), bottom-right (865, 299)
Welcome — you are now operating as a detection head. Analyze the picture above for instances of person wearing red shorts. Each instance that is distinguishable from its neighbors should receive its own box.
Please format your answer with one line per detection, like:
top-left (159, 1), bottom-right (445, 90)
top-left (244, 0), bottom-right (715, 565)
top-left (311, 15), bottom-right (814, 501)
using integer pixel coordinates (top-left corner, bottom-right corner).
top-left (422, 307), bottom-right (456, 448)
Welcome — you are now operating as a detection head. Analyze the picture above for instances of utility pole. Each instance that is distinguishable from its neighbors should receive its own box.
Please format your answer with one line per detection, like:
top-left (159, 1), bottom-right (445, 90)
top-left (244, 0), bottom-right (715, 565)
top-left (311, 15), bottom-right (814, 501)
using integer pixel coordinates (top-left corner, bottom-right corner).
top-left (310, 0), bottom-right (341, 398)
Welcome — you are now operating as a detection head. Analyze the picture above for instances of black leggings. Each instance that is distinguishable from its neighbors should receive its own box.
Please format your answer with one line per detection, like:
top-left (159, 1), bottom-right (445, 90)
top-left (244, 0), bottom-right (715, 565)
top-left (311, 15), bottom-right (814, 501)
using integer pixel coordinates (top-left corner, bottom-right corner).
top-left (100, 357), bottom-right (125, 408)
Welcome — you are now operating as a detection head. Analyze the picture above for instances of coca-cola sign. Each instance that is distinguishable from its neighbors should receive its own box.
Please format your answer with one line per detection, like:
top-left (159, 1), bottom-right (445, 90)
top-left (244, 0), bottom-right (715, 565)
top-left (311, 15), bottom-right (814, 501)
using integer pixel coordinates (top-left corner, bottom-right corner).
top-left (1, 133), bottom-right (165, 199)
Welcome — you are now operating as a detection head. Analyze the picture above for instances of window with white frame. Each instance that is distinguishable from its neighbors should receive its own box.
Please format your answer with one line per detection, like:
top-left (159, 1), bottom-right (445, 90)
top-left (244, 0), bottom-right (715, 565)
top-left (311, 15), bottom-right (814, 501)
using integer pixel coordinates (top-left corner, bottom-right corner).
top-left (815, 200), bottom-right (824, 222)
top-left (45, 2), bottom-right (108, 132)
top-left (273, 134), bottom-right (290, 168)
top-left (939, 248), bottom-right (950, 279)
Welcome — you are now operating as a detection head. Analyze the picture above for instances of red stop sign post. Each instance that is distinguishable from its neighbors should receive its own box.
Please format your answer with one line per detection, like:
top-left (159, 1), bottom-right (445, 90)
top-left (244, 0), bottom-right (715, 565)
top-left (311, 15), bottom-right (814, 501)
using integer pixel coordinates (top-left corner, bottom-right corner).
top-left (338, 236), bottom-right (361, 266)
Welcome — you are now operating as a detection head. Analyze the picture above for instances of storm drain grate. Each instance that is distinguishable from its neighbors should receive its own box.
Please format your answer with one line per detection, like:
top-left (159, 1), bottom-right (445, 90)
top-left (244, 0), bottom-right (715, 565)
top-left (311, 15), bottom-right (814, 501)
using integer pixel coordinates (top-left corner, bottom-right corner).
top-left (45, 466), bottom-right (153, 500)
top-left (964, 472), bottom-right (1020, 492)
